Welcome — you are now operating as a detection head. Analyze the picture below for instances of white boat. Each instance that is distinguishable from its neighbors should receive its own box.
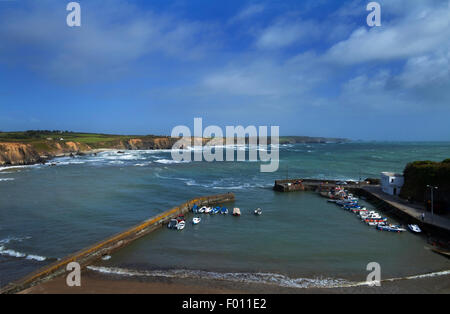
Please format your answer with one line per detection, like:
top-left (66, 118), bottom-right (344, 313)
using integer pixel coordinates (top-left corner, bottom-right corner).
top-left (198, 206), bottom-right (206, 213)
top-left (359, 211), bottom-right (379, 218)
top-left (233, 208), bottom-right (241, 216)
top-left (366, 221), bottom-right (386, 226)
top-left (408, 224), bottom-right (421, 233)
top-left (254, 208), bottom-right (262, 215)
top-left (377, 224), bottom-right (406, 232)
top-left (177, 220), bottom-right (186, 230)
top-left (192, 217), bottom-right (201, 225)
top-left (204, 206), bottom-right (212, 214)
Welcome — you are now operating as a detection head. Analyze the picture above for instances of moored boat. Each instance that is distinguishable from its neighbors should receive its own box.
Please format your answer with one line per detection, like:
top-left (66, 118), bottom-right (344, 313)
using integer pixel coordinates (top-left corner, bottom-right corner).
top-left (192, 217), bottom-right (201, 225)
top-left (408, 224), bottom-right (421, 233)
top-left (233, 207), bottom-right (241, 216)
top-left (177, 220), bottom-right (186, 230)
top-left (167, 219), bottom-right (178, 229)
top-left (376, 224), bottom-right (406, 232)
top-left (254, 208), bottom-right (262, 215)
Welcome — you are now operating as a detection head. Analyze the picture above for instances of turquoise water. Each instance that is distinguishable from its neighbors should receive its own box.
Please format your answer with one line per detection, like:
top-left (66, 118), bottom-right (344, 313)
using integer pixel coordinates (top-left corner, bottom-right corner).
top-left (1, 142), bottom-right (450, 289)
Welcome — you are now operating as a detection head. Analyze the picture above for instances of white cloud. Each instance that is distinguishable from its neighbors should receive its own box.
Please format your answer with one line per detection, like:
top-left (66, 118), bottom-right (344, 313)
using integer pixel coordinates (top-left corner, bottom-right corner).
top-left (0, 1), bottom-right (217, 82)
top-left (255, 19), bottom-right (321, 49)
top-left (230, 4), bottom-right (265, 23)
top-left (324, 8), bottom-right (449, 64)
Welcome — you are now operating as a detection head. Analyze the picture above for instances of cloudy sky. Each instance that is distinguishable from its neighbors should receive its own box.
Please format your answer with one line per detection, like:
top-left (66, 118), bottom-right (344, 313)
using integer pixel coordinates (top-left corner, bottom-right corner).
top-left (0, 0), bottom-right (449, 140)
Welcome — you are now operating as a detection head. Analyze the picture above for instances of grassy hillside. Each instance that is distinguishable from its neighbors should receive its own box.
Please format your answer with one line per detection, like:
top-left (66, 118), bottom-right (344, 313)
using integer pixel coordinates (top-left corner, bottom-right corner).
top-left (0, 131), bottom-right (169, 151)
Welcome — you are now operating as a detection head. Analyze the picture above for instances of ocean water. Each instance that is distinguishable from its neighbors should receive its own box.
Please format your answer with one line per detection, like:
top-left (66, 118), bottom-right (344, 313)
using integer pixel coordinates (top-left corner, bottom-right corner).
top-left (1, 142), bottom-right (450, 290)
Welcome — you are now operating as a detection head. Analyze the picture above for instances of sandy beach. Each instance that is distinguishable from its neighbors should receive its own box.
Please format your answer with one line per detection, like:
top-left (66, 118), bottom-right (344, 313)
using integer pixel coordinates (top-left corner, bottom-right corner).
top-left (18, 268), bottom-right (450, 294)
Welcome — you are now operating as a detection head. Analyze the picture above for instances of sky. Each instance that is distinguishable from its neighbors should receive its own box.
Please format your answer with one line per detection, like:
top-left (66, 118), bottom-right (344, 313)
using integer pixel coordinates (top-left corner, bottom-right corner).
top-left (0, 0), bottom-right (449, 140)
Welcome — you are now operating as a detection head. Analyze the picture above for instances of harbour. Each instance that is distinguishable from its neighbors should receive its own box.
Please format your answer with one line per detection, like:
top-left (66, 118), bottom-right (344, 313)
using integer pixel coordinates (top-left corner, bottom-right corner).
top-left (1, 142), bottom-right (449, 293)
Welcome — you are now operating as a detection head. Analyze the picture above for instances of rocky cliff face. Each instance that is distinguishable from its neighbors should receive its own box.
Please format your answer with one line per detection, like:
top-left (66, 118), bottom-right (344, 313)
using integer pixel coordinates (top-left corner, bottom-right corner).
top-left (0, 141), bottom-right (91, 166)
top-left (0, 137), bottom-right (179, 166)
top-left (0, 143), bottom-right (42, 166)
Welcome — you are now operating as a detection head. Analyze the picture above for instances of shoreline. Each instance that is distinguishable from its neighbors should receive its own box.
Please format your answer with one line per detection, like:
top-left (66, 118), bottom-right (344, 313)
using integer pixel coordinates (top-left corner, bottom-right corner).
top-left (19, 268), bottom-right (450, 294)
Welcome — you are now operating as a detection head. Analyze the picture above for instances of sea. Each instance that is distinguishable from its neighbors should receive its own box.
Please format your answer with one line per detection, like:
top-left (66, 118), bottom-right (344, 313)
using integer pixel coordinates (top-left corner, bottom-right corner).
top-left (1, 142), bottom-right (449, 291)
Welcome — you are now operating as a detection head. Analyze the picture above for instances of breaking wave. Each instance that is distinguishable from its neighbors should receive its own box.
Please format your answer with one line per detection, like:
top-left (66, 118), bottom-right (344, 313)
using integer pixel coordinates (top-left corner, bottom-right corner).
top-left (154, 159), bottom-right (191, 165)
top-left (0, 237), bottom-right (47, 262)
top-left (86, 266), bottom-right (350, 289)
top-left (0, 178), bottom-right (14, 182)
top-left (87, 266), bottom-right (450, 289)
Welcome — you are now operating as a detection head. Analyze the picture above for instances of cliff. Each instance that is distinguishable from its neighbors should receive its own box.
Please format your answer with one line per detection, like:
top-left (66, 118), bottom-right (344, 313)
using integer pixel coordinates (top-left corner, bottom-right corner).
top-left (0, 131), bottom-right (350, 166)
top-left (0, 137), bottom-right (179, 166)
top-left (0, 143), bottom-right (43, 166)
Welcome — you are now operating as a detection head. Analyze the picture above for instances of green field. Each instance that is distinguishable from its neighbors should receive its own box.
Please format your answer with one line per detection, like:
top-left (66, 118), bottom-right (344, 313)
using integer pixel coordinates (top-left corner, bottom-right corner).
top-left (0, 131), bottom-right (147, 151)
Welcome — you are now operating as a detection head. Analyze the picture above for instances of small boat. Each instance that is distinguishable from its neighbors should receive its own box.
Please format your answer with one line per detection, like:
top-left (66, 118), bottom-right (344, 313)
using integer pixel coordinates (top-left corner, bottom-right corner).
top-left (177, 220), bottom-right (186, 230)
top-left (254, 208), bottom-right (262, 215)
top-left (359, 211), bottom-right (380, 219)
top-left (204, 207), bottom-right (212, 214)
top-left (192, 217), bottom-right (201, 225)
top-left (167, 219), bottom-right (178, 229)
top-left (192, 204), bottom-right (199, 213)
top-left (367, 221), bottom-right (386, 226)
top-left (233, 208), bottom-right (241, 216)
top-left (351, 207), bottom-right (367, 213)
top-left (220, 207), bottom-right (228, 215)
top-left (198, 206), bottom-right (206, 213)
top-left (363, 217), bottom-right (387, 223)
top-left (210, 207), bottom-right (220, 215)
top-left (376, 224), bottom-right (406, 232)
top-left (176, 215), bottom-right (185, 222)
top-left (408, 224), bottom-right (422, 233)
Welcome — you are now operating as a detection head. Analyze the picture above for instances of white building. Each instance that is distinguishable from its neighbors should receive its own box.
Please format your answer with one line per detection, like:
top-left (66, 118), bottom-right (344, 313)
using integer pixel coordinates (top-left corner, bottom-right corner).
top-left (380, 172), bottom-right (404, 196)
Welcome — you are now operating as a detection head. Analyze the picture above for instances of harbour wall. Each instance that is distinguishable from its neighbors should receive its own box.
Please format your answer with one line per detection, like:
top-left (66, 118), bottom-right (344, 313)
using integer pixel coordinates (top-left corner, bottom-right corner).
top-left (274, 178), bottom-right (449, 239)
top-left (349, 187), bottom-right (450, 239)
top-left (0, 193), bottom-right (235, 294)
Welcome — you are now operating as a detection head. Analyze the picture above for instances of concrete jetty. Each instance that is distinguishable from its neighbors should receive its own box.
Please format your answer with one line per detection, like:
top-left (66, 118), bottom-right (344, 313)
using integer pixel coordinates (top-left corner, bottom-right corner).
top-left (0, 193), bottom-right (235, 294)
top-left (274, 178), bottom-right (368, 192)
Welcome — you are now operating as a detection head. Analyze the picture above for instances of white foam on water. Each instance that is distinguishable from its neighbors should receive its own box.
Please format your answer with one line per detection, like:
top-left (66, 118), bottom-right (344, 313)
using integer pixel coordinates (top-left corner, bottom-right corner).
top-left (155, 159), bottom-right (191, 164)
top-left (87, 266), bottom-right (450, 289)
top-left (0, 246), bottom-right (26, 258)
top-left (0, 165), bottom-right (34, 172)
top-left (0, 236), bottom-right (32, 244)
top-left (25, 254), bottom-right (47, 261)
top-left (0, 178), bottom-right (14, 182)
top-left (0, 246), bottom-right (47, 261)
top-left (134, 162), bottom-right (152, 167)
top-left (86, 266), bottom-right (349, 289)
top-left (0, 236), bottom-right (47, 261)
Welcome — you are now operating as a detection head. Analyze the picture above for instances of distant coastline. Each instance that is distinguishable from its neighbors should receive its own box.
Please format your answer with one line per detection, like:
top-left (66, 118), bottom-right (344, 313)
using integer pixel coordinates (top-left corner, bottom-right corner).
top-left (0, 131), bottom-right (349, 167)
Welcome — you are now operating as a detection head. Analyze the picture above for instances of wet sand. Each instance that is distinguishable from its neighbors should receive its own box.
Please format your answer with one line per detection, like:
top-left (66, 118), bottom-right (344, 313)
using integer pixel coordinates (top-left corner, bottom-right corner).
top-left (19, 269), bottom-right (450, 294)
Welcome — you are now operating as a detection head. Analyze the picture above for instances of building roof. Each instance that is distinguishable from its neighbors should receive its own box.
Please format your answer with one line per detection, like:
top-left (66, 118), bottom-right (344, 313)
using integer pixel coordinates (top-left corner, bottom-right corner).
top-left (381, 171), bottom-right (403, 177)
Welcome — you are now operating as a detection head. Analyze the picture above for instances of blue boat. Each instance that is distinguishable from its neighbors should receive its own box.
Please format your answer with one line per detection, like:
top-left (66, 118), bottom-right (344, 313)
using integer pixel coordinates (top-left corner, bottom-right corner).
top-left (220, 207), bottom-right (228, 215)
top-left (192, 204), bottom-right (199, 213)
top-left (210, 207), bottom-right (220, 215)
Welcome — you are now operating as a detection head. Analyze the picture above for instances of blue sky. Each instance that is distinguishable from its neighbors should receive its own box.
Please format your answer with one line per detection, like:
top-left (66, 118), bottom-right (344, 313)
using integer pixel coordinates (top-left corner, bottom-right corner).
top-left (0, 0), bottom-right (449, 140)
